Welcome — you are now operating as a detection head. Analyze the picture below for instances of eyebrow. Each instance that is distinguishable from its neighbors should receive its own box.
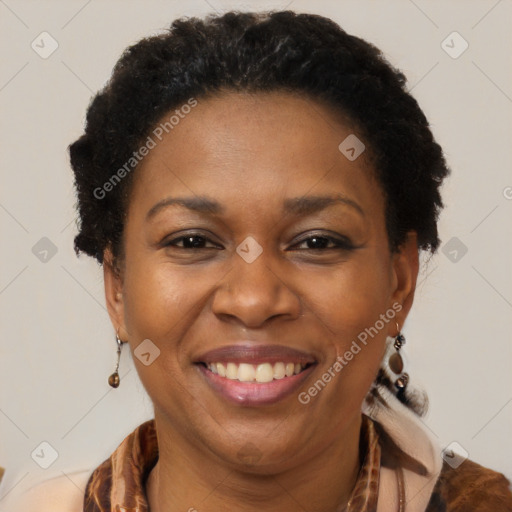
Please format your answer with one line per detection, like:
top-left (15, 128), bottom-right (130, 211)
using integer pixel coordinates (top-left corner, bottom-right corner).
top-left (283, 194), bottom-right (364, 217)
top-left (146, 196), bottom-right (223, 220)
top-left (145, 194), bottom-right (364, 221)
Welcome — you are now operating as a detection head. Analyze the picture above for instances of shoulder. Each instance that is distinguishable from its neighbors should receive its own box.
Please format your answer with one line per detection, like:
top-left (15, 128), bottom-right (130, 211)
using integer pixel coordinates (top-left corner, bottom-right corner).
top-left (427, 458), bottom-right (512, 511)
top-left (8, 470), bottom-right (91, 512)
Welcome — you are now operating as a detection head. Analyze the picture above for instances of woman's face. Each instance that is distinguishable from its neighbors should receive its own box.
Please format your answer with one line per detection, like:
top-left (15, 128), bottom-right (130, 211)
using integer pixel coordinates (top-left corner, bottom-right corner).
top-left (105, 91), bottom-right (418, 472)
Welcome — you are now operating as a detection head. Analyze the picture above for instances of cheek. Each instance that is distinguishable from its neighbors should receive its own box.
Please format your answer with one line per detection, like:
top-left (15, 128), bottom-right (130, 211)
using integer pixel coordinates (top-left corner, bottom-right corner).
top-left (304, 252), bottom-right (393, 393)
top-left (306, 252), bottom-right (393, 340)
top-left (122, 275), bottom-right (167, 340)
top-left (121, 257), bottom-right (227, 354)
top-left (122, 262), bottom-right (192, 339)
top-left (120, 261), bottom-right (202, 404)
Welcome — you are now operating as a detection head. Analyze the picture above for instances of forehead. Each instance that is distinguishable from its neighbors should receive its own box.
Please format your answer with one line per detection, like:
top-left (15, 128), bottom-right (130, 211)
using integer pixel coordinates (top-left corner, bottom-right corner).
top-left (128, 91), bottom-right (383, 219)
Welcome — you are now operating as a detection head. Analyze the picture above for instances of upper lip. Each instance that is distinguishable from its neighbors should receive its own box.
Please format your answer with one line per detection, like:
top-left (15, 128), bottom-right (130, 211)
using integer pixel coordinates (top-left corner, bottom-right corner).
top-left (194, 344), bottom-right (317, 365)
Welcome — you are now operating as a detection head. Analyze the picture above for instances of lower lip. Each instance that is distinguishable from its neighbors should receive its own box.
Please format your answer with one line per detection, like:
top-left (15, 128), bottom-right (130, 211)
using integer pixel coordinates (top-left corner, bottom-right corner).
top-left (196, 363), bottom-right (316, 406)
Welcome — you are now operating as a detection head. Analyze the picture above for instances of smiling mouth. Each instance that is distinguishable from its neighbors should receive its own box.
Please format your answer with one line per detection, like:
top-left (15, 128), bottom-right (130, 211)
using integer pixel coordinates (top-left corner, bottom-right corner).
top-left (197, 361), bottom-right (315, 383)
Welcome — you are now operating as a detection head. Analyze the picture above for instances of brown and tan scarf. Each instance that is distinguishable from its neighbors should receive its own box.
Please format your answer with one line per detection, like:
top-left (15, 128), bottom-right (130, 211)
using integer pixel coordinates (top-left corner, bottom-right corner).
top-left (83, 415), bottom-right (381, 512)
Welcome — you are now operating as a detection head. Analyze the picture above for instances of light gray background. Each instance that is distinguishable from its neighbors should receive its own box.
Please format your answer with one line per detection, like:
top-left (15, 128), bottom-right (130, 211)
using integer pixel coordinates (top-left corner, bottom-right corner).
top-left (1, 0), bottom-right (511, 507)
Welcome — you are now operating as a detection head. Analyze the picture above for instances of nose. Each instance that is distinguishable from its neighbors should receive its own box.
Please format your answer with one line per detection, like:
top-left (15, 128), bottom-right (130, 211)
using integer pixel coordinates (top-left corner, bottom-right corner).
top-left (211, 245), bottom-right (301, 328)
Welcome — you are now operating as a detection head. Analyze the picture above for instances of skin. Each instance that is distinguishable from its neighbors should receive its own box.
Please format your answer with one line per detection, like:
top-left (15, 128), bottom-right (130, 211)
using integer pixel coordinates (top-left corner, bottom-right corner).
top-left (104, 91), bottom-right (419, 512)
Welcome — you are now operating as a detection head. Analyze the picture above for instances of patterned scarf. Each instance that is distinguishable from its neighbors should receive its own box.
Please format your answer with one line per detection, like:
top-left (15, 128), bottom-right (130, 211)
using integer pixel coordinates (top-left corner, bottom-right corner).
top-left (84, 415), bottom-right (380, 512)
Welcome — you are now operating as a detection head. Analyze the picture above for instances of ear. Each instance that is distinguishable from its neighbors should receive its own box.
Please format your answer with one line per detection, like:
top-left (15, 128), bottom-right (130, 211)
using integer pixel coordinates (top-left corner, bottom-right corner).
top-left (103, 247), bottom-right (128, 340)
top-left (389, 231), bottom-right (419, 333)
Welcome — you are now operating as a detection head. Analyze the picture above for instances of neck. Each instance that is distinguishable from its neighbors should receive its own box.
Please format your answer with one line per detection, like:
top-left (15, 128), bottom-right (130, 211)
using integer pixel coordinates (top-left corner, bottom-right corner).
top-left (146, 412), bottom-right (363, 512)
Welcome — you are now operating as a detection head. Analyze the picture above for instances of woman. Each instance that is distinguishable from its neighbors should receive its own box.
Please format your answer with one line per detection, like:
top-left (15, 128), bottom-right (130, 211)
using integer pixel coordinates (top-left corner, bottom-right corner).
top-left (15, 10), bottom-right (512, 512)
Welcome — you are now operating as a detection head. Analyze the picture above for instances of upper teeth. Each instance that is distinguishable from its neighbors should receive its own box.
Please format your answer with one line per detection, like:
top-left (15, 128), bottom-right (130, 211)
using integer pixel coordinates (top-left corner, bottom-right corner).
top-left (207, 362), bottom-right (307, 382)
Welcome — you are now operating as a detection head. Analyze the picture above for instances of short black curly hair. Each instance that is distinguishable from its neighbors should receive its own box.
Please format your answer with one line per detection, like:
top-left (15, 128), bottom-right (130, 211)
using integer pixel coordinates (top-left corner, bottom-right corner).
top-left (69, 10), bottom-right (449, 267)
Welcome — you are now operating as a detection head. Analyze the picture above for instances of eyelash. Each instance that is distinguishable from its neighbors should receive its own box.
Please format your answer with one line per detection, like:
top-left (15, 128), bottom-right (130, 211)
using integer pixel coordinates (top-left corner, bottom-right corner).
top-left (163, 232), bottom-right (355, 251)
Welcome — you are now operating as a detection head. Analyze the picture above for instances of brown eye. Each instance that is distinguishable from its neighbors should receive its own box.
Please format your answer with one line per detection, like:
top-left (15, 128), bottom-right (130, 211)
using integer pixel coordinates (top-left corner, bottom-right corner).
top-left (164, 232), bottom-right (220, 250)
top-left (292, 234), bottom-right (355, 251)
top-left (303, 236), bottom-right (332, 249)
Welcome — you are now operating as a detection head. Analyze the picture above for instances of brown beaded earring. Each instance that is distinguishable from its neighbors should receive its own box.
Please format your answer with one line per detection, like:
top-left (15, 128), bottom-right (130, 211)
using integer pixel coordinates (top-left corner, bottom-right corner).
top-left (388, 322), bottom-right (409, 394)
top-left (108, 330), bottom-right (124, 388)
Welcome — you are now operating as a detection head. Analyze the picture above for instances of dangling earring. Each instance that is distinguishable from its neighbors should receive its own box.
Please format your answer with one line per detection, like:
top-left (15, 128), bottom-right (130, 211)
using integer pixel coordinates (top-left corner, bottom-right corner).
top-left (388, 322), bottom-right (409, 394)
top-left (108, 329), bottom-right (124, 388)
